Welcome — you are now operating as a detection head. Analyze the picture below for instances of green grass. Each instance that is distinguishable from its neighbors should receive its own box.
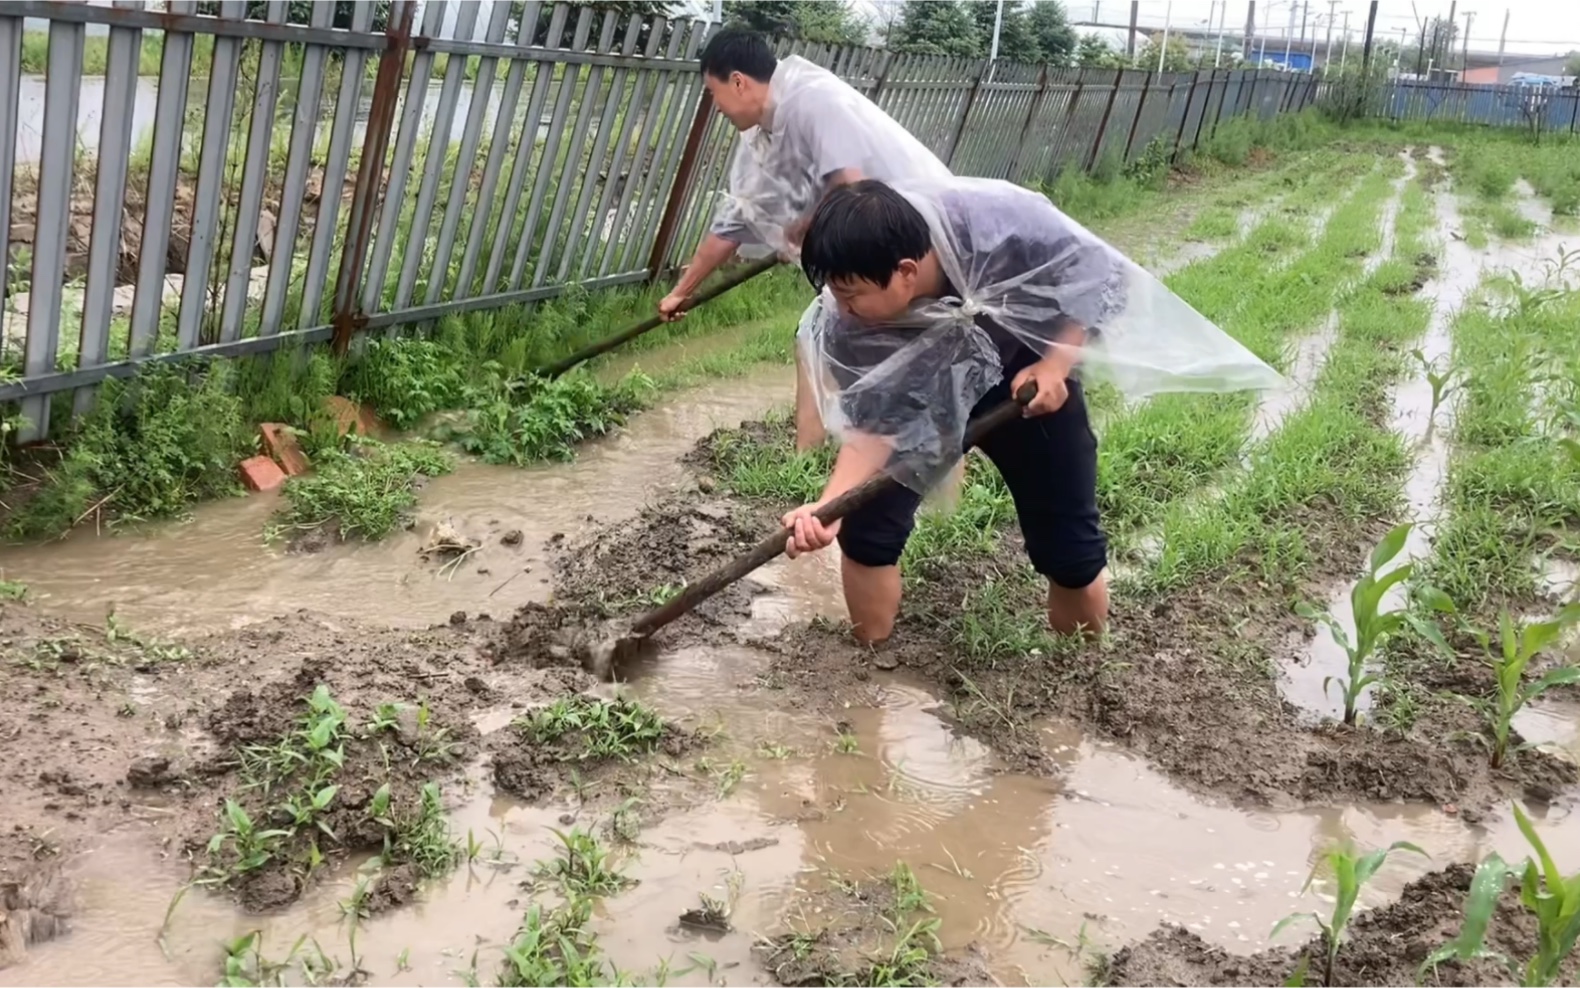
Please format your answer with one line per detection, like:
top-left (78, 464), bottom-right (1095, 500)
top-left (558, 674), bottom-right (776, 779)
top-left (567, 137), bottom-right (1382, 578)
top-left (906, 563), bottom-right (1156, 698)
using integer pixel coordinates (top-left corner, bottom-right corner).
top-left (515, 694), bottom-right (668, 762)
top-left (1414, 263), bottom-right (1580, 615)
top-left (272, 438), bottom-right (455, 543)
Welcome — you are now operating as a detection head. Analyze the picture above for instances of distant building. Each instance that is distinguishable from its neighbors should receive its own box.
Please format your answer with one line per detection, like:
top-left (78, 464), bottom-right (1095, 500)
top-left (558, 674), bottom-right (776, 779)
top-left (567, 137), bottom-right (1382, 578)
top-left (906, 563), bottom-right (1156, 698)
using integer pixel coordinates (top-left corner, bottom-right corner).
top-left (1462, 54), bottom-right (1576, 85)
top-left (1259, 50), bottom-right (1314, 72)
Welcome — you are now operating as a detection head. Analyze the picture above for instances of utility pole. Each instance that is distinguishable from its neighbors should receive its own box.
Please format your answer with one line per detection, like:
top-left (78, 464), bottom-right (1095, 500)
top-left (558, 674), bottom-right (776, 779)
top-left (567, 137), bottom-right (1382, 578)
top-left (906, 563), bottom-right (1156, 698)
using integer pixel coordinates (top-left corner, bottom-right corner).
top-left (1300, 1), bottom-right (1309, 44)
top-left (1157, 0), bottom-right (1173, 72)
top-left (1496, 8), bottom-right (1509, 65)
top-left (989, 0), bottom-right (1005, 62)
top-left (1360, 0), bottom-right (1378, 78)
top-left (1283, 7), bottom-right (1295, 70)
top-left (1459, 10), bottom-right (1473, 75)
top-left (1323, 0), bottom-right (1337, 72)
top-left (1340, 12), bottom-right (1351, 73)
top-left (1214, 0), bottom-right (1229, 66)
top-left (1127, 0), bottom-right (1139, 60)
top-left (1244, 0), bottom-right (1257, 60)
top-left (1443, 0), bottom-right (1456, 75)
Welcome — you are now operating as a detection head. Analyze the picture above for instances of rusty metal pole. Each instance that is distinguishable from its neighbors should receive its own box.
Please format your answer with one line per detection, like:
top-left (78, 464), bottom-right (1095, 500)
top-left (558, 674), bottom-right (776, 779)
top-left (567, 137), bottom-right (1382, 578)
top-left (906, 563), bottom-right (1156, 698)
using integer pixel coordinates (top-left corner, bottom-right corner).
top-left (331, 0), bottom-right (415, 355)
top-left (1088, 68), bottom-right (1125, 171)
top-left (646, 89), bottom-right (716, 280)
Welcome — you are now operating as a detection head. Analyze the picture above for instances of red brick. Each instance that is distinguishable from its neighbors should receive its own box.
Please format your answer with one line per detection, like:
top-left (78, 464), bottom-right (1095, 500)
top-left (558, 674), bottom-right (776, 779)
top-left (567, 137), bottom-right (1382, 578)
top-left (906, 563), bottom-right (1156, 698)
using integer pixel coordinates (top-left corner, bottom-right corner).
top-left (259, 422), bottom-right (310, 477)
top-left (323, 396), bottom-right (383, 437)
top-left (239, 455), bottom-right (287, 492)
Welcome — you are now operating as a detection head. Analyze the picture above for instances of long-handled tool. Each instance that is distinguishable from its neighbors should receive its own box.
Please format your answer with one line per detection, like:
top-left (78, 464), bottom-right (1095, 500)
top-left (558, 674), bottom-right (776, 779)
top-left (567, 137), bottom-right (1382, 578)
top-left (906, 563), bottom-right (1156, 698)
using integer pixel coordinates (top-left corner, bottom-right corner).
top-left (578, 383), bottom-right (1037, 679)
top-left (537, 256), bottom-right (782, 379)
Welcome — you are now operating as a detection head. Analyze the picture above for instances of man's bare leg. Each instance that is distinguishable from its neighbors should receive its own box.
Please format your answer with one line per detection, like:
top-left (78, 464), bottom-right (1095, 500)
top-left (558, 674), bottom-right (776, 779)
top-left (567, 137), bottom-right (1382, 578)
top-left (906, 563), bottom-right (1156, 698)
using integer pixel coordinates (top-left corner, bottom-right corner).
top-left (842, 555), bottom-right (902, 643)
top-left (794, 347), bottom-right (826, 452)
top-left (1047, 569), bottom-right (1109, 637)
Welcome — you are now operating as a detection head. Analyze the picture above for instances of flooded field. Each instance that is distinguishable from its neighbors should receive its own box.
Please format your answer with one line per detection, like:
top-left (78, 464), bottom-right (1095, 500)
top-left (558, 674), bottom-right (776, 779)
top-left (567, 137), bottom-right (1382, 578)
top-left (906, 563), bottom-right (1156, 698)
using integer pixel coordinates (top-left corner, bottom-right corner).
top-left (3, 138), bottom-right (1579, 987)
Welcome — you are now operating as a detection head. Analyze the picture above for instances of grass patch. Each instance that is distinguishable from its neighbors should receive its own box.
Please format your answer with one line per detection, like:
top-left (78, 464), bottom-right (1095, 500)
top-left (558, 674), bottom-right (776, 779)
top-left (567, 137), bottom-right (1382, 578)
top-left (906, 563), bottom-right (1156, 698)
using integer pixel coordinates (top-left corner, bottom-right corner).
top-left (515, 694), bottom-right (668, 762)
top-left (271, 438), bottom-right (454, 543)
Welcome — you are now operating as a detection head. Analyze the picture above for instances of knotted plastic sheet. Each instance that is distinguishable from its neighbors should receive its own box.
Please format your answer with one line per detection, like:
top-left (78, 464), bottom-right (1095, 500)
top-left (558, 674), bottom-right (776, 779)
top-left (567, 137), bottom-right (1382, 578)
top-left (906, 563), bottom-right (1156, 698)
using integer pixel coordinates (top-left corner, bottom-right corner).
top-left (798, 177), bottom-right (1286, 492)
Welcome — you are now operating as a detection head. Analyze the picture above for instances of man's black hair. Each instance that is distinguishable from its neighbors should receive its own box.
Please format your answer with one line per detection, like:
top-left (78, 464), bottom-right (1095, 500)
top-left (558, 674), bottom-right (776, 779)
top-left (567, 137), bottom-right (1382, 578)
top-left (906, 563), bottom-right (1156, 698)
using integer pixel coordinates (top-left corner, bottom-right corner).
top-left (699, 27), bottom-right (777, 83)
top-left (801, 180), bottom-right (932, 290)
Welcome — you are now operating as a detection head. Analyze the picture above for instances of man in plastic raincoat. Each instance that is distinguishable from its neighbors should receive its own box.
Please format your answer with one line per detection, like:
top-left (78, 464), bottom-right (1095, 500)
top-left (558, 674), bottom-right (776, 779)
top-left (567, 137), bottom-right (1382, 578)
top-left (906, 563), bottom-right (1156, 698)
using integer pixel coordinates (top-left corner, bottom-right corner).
top-left (656, 27), bottom-right (953, 453)
top-left (782, 177), bottom-right (1283, 644)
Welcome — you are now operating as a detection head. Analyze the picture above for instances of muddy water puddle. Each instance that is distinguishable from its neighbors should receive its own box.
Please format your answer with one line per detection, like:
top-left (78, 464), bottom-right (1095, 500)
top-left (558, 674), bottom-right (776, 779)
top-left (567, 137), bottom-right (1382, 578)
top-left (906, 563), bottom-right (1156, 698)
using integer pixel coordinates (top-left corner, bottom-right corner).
top-left (1, 364), bottom-right (793, 638)
top-left (16, 643), bottom-right (1580, 987)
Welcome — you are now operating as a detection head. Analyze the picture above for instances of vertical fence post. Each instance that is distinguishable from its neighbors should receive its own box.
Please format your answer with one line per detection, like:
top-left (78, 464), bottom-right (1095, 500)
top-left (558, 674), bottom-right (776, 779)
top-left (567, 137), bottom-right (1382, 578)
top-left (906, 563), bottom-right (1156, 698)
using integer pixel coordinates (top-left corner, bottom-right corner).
top-left (1006, 64), bottom-right (1050, 182)
top-left (1123, 70), bottom-right (1152, 161)
top-left (331, 0), bottom-right (415, 355)
top-left (868, 49), bottom-right (895, 105)
top-left (1175, 71), bottom-right (1201, 153)
top-left (1088, 68), bottom-right (1125, 171)
top-left (647, 90), bottom-right (717, 279)
top-left (944, 59), bottom-right (989, 168)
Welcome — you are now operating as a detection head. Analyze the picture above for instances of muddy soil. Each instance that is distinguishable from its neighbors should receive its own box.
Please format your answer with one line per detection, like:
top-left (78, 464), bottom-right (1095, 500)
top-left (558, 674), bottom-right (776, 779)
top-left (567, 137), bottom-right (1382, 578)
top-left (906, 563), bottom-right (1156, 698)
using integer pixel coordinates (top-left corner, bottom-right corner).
top-left (0, 596), bottom-right (708, 959)
top-left (1106, 862), bottom-right (1576, 987)
top-left (544, 416), bottom-right (1579, 822)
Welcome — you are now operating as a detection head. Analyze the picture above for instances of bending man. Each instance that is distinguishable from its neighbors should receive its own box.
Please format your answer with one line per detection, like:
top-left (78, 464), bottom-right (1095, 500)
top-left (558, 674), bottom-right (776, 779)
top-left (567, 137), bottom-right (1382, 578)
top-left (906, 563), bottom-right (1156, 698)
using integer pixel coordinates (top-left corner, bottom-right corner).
top-left (658, 27), bottom-right (952, 452)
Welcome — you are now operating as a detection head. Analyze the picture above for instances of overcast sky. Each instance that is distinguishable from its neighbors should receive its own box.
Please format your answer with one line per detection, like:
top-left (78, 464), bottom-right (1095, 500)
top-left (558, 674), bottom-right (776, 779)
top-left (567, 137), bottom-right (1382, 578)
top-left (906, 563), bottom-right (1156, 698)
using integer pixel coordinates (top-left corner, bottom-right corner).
top-left (34, 1), bottom-right (1580, 60)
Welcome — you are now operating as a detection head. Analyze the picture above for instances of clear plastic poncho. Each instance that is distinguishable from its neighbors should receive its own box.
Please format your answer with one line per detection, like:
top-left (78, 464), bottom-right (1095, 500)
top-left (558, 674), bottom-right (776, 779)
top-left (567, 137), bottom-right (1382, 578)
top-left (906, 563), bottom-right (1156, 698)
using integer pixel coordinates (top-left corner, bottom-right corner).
top-left (711, 55), bottom-right (953, 260)
top-left (798, 177), bottom-right (1286, 493)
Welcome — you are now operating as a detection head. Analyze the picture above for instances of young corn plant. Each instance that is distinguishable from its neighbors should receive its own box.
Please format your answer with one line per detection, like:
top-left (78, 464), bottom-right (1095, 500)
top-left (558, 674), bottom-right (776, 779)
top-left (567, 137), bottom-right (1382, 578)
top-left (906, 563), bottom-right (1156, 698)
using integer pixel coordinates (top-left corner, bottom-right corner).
top-left (1295, 522), bottom-right (1453, 726)
top-left (1273, 841), bottom-right (1427, 987)
top-left (1410, 348), bottom-right (1462, 427)
top-left (1457, 603), bottom-right (1580, 768)
top-left (1422, 803), bottom-right (1580, 986)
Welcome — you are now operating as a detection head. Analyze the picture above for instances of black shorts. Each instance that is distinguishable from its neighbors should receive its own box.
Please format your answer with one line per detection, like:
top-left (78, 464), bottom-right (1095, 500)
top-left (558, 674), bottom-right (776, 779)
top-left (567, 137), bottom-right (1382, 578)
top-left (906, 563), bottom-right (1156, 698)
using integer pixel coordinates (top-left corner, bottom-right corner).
top-left (835, 365), bottom-right (1108, 590)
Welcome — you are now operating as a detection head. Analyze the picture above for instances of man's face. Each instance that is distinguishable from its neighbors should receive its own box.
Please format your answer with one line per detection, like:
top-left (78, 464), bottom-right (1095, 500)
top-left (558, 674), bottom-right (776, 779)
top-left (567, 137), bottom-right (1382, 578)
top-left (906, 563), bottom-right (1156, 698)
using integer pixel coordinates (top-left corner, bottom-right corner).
top-left (704, 71), bottom-right (760, 130)
top-left (826, 260), bottom-right (922, 324)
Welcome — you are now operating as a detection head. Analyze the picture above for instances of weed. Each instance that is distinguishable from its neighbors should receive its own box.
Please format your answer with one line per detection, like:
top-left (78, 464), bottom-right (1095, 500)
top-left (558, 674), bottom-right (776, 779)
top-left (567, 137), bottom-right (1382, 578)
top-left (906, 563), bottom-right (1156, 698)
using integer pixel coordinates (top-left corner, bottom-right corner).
top-left (517, 694), bottom-right (667, 761)
top-left (1424, 803), bottom-right (1579, 986)
top-left (7, 363), bottom-right (251, 540)
top-left (375, 781), bottom-right (459, 879)
top-left (716, 759), bottom-right (747, 796)
top-left (1274, 841), bottom-right (1427, 987)
top-left (498, 900), bottom-right (612, 987)
top-left (834, 730), bottom-right (860, 755)
top-left (456, 370), bottom-right (655, 466)
top-left (1295, 523), bottom-right (1453, 725)
top-left (0, 577), bottom-right (25, 600)
top-left (608, 797), bottom-right (642, 844)
top-left (535, 827), bottom-right (631, 897)
top-left (272, 438), bottom-right (454, 542)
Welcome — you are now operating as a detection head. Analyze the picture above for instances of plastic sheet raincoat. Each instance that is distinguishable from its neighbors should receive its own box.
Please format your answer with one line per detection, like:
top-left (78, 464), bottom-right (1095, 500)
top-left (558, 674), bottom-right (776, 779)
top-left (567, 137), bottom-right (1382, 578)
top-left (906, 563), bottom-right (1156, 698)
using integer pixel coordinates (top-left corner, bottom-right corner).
top-left (710, 54), bottom-right (952, 258)
top-left (798, 176), bottom-right (1287, 492)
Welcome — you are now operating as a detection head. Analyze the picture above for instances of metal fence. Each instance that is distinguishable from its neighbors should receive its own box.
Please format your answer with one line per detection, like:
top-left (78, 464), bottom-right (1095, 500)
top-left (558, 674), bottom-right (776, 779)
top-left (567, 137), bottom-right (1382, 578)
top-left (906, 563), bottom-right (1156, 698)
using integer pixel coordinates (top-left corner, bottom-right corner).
top-left (0, 0), bottom-right (1317, 440)
top-left (1382, 79), bottom-right (1580, 133)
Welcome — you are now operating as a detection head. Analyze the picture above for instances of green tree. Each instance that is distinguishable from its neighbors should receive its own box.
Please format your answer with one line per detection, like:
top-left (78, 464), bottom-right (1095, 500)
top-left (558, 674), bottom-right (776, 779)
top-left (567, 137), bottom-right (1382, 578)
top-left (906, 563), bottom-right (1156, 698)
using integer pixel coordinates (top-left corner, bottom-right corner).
top-left (1137, 31), bottom-right (1191, 71)
top-left (1028, 0), bottom-right (1078, 65)
top-left (1564, 50), bottom-right (1580, 77)
top-left (196, 1), bottom-right (391, 30)
top-left (725, 0), bottom-right (869, 46)
top-left (890, 0), bottom-right (984, 57)
top-left (970, 1), bottom-right (1039, 64)
top-left (1075, 32), bottom-right (1123, 67)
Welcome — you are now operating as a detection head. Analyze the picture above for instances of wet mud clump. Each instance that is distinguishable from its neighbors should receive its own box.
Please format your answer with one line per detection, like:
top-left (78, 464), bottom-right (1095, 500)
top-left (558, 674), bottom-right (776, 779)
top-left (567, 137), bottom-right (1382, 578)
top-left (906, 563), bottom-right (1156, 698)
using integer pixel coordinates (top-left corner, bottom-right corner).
top-left (193, 658), bottom-right (474, 912)
top-left (1105, 863), bottom-right (1568, 987)
top-left (755, 865), bottom-right (994, 988)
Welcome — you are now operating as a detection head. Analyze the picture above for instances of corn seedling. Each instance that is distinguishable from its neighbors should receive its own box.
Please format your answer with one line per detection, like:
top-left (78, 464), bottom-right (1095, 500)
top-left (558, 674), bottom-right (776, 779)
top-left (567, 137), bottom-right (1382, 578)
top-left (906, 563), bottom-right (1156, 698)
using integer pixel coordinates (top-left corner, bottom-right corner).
top-left (1410, 348), bottom-right (1462, 426)
top-left (535, 827), bottom-right (631, 897)
top-left (1422, 803), bottom-right (1580, 986)
top-left (376, 781), bottom-right (459, 879)
top-left (498, 900), bottom-right (610, 988)
top-left (218, 930), bottom-right (306, 987)
top-left (1273, 840), bottom-right (1427, 986)
top-left (1457, 603), bottom-right (1580, 768)
top-left (203, 800), bottom-right (292, 883)
top-left (1295, 523), bottom-right (1453, 725)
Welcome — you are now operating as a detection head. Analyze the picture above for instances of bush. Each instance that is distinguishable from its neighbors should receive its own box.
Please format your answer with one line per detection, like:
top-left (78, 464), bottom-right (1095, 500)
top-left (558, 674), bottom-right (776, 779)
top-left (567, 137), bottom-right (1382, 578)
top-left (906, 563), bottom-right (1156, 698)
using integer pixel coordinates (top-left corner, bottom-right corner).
top-left (457, 371), bottom-right (655, 466)
top-left (274, 438), bottom-right (455, 542)
top-left (7, 363), bottom-right (251, 538)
